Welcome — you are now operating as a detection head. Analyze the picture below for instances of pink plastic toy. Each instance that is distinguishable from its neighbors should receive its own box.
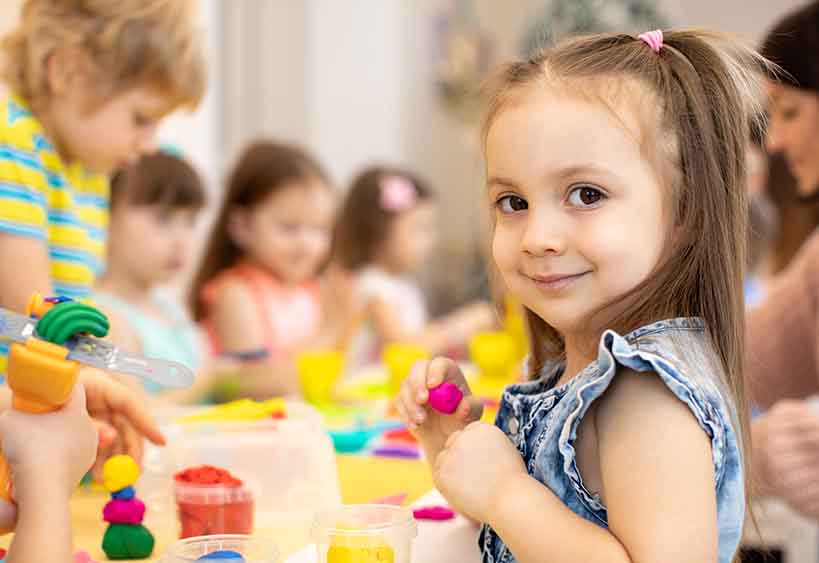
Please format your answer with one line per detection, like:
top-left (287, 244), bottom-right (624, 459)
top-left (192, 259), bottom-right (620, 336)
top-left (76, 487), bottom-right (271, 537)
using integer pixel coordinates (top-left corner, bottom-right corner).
top-left (427, 382), bottom-right (463, 414)
top-left (413, 505), bottom-right (456, 521)
top-left (74, 551), bottom-right (100, 563)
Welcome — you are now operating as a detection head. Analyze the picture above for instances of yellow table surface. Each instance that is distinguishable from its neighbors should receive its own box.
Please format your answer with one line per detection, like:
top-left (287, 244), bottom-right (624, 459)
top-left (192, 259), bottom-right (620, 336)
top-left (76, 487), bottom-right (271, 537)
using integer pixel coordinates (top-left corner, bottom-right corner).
top-left (0, 454), bottom-right (434, 561)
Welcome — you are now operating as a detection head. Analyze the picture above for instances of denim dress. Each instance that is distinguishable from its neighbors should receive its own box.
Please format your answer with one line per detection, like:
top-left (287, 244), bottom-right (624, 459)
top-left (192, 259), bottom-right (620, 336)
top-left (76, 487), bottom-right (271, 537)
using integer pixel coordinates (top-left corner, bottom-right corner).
top-left (479, 318), bottom-right (745, 563)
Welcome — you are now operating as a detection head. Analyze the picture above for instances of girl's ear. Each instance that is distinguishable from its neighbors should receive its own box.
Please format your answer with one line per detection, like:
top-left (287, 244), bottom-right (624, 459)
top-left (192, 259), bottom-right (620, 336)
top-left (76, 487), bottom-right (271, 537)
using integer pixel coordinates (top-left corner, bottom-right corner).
top-left (227, 207), bottom-right (250, 250)
top-left (46, 46), bottom-right (92, 97)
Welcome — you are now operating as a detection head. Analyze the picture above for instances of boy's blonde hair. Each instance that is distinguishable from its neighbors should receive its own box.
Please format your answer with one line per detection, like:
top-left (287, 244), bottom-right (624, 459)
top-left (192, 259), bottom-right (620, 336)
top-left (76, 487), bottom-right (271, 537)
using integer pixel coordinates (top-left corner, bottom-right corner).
top-left (1, 0), bottom-right (206, 110)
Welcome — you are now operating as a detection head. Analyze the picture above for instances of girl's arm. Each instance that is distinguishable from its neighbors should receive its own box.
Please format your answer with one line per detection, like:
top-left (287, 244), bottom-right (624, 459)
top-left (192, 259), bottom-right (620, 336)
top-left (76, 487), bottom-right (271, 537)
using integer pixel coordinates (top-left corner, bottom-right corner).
top-left (0, 233), bottom-right (53, 312)
top-left (489, 370), bottom-right (718, 563)
top-left (208, 280), bottom-right (299, 397)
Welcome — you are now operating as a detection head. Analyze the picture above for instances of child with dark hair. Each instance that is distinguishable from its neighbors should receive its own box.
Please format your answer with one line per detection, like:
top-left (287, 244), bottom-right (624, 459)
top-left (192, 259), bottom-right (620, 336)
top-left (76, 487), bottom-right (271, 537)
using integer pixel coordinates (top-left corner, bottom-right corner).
top-left (95, 152), bottom-right (207, 394)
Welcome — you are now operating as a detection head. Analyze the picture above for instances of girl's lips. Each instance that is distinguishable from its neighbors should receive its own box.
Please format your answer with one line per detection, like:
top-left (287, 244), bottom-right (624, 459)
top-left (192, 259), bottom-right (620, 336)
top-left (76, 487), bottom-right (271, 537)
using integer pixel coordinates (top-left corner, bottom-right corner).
top-left (525, 271), bottom-right (589, 291)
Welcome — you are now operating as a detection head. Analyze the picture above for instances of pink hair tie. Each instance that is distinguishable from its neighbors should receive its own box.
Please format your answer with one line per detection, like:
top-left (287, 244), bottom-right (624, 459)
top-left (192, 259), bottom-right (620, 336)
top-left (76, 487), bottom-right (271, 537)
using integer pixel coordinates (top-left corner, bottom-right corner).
top-left (637, 30), bottom-right (664, 54)
top-left (380, 175), bottom-right (417, 212)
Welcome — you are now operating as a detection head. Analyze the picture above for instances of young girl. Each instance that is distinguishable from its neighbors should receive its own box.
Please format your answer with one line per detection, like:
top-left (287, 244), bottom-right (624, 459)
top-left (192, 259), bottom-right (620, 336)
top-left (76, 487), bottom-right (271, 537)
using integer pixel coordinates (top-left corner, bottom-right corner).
top-left (190, 141), bottom-right (355, 398)
top-left (333, 166), bottom-right (495, 366)
top-left (95, 152), bottom-right (207, 396)
top-left (0, 0), bottom-right (206, 378)
top-left (398, 30), bottom-right (764, 562)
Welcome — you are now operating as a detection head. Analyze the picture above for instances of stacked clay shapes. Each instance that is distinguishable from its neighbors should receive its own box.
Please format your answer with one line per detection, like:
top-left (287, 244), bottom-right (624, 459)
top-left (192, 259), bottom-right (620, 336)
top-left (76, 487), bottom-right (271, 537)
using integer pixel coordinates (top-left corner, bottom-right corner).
top-left (100, 455), bottom-right (154, 560)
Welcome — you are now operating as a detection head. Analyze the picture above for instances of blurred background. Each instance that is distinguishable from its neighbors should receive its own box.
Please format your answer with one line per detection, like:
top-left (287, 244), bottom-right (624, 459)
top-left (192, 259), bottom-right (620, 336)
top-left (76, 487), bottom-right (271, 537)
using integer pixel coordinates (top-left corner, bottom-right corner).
top-left (0, 0), bottom-right (803, 311)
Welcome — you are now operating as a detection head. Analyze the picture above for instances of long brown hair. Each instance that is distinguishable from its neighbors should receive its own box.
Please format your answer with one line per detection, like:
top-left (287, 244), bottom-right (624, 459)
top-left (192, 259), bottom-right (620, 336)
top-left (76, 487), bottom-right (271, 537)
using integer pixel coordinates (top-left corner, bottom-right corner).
top-left (483, 30), bottom-right (767, 539)
top-left (189, 140), bottom-right (329, 321)
top-left (332, 166), bottom-right (433, 271)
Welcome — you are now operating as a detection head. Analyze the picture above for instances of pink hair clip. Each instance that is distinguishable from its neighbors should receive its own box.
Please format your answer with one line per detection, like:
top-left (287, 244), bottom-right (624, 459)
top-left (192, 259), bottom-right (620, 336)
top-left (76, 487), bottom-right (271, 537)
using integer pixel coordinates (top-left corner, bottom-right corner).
top-left (637, 29), bottom-right (664, 54)
top-left (380, 175), bottom-right (417, 212)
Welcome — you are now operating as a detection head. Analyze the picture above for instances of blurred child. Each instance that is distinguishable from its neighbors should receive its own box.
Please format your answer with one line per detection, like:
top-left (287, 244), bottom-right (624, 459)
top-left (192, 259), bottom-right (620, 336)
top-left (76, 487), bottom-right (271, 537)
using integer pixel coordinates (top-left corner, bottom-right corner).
top-left (397, 30), bottom-right (763, 562)
top-left (0, 0), bottom-right (206, 378)
top-left (95, 152), bottom-right (207, 396)
top-left (332, 166), bottom-right (494, 366)
top-left (190, 141), bottom-right (356, 398)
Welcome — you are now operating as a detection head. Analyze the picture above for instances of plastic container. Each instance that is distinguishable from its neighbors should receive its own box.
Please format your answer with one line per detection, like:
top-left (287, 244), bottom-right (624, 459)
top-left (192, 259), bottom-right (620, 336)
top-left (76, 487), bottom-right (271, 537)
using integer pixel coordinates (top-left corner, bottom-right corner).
top-left (313, 505), bottom-right (417, 563)
top-left (162, 534), bottom-right (279, 562)
top-left (297, 350), bottom-right (345, 405)
top-left (382, 344), bottom-right (429, 395)
top-left (175, 476), bottom-right (256, 538)
top-left (139, 402), bottom-right (342, 557)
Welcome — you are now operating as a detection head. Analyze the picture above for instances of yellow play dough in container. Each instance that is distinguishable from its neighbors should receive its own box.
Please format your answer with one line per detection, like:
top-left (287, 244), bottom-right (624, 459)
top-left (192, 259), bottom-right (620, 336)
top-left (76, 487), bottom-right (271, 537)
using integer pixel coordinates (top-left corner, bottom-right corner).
top-left (312, 505), bottom-right (417, 563)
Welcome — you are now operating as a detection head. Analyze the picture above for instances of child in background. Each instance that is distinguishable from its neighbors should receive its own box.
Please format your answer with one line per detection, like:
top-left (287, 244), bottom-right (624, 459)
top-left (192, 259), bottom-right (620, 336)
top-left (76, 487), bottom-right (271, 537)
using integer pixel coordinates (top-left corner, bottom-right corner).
top-left (332, 166), bottom-right (494, 367)
top-left (190, 141), bottom-right (357, 399)
top-left (95, 152), bottom-right (207, 397)
top-left (397, 30), bottom-right (764, 562)
top-left (0, 0), bottom-right (206, 379)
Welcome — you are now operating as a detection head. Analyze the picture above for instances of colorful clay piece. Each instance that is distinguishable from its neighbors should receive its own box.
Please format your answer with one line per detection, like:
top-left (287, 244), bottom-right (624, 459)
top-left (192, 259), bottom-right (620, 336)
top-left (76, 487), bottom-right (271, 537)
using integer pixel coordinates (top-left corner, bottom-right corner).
top-left (101, 523), bottom-right (155, 560)
top-left (198, 550), bottom-right (245, 560)
top-left (102, 454), bottom-right (140, 493)
top-left (74, 550), bottom-right (100, 563)
top-left (175, 465), bottom-right (243, 486)
top-left (412, 505), bottom-right (456, 521)
top-left (427, 382), bottom-right (463, 414)
top-left (111, 486), bottom-right (136, 500)
top-left (383, 428), bottom-right (417, 444)
top-left (100, 454), bottom-right (154, 559)
top-left (327, 545), bottom-right (394, 563)
top-left (103, 498), bottom-right (146, 525)
top-left (372, 445), bottom-right (420, 459)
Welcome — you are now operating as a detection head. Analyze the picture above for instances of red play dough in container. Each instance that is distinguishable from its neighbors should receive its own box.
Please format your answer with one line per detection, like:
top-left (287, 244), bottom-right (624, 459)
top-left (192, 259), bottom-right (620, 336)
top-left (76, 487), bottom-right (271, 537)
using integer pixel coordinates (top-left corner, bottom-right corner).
top-left (174, 465), bottom-right (254, 538)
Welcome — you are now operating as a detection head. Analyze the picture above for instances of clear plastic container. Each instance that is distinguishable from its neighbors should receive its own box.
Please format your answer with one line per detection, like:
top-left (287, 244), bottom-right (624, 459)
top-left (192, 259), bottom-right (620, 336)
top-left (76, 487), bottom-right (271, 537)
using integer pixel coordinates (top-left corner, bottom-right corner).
top-left (162, 534), bottom-right (279, 562)
top-left (139, 401), bottom-right (342, 557)
top-left (175, 478), bottom-right (257, 538)
top-left (313, 505), bottom-right (417, 563)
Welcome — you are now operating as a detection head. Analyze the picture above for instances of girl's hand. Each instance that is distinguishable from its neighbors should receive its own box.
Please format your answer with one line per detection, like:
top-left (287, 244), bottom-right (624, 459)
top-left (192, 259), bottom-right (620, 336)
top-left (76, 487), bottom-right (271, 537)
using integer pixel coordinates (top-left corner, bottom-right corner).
top-left (395, 357), bottom-right (483, 463)
top-left (433, 421), bottom-right (526, 523)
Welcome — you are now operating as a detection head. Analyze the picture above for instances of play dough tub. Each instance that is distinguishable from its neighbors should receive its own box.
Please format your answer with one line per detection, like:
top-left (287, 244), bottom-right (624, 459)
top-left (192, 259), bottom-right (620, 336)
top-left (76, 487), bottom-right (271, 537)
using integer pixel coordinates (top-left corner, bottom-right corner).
top-left (140, 402), bottom-right (342, 557)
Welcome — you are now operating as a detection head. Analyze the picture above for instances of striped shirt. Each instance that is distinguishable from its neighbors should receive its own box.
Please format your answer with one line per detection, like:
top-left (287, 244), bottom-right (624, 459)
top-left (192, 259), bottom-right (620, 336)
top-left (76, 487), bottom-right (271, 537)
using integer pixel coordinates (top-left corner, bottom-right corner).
top-left (0, 94), bottom-right (110, 374)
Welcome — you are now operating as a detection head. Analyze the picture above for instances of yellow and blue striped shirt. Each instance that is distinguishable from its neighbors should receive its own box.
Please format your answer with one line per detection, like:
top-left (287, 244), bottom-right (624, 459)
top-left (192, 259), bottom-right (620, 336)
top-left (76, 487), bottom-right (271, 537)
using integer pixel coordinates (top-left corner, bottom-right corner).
top-left (0, 94), bottom-right (109, 373)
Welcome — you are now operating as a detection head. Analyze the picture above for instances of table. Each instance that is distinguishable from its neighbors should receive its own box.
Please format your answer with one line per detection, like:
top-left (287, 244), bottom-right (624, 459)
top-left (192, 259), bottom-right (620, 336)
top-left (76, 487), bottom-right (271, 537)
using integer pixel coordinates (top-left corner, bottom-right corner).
top-left (14, 455), bottom-right (436, 562)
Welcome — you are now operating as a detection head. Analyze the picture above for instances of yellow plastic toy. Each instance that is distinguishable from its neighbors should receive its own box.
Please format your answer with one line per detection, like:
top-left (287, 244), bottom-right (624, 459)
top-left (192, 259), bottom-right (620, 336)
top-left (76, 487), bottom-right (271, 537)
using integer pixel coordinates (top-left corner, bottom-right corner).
top-left (102, 454), bottom-right (141, 493)
top-left (383, 344), bottom-right (429, 396)
top-left (177, 398), bottom-right (287, 423)
top-left (297, 350), bottom-right (344, 405)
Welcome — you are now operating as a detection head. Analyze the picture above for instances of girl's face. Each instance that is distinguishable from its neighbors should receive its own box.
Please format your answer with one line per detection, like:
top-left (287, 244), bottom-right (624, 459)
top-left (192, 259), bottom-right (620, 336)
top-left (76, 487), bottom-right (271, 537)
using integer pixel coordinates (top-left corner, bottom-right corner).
top-left (487, 88), bottom-right (668, 337)
top-left (379, 201), bottom-right (438, 274)
top-left (765, 80), bottom-right (819, 197)
top-left (107, 203), bottom-right (199, 286)
top-left (230, 181), bottom-right (335, 285)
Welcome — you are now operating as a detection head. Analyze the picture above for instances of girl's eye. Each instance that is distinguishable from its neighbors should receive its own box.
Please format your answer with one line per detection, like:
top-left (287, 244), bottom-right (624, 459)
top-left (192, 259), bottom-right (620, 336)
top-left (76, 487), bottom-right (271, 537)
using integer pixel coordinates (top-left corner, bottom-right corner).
top-left (496, 195), bottom-right (528, 214)
top-left (781, 107), bottom-right (799, 121)
top-left (567, 185), bottom-right (605, 207)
